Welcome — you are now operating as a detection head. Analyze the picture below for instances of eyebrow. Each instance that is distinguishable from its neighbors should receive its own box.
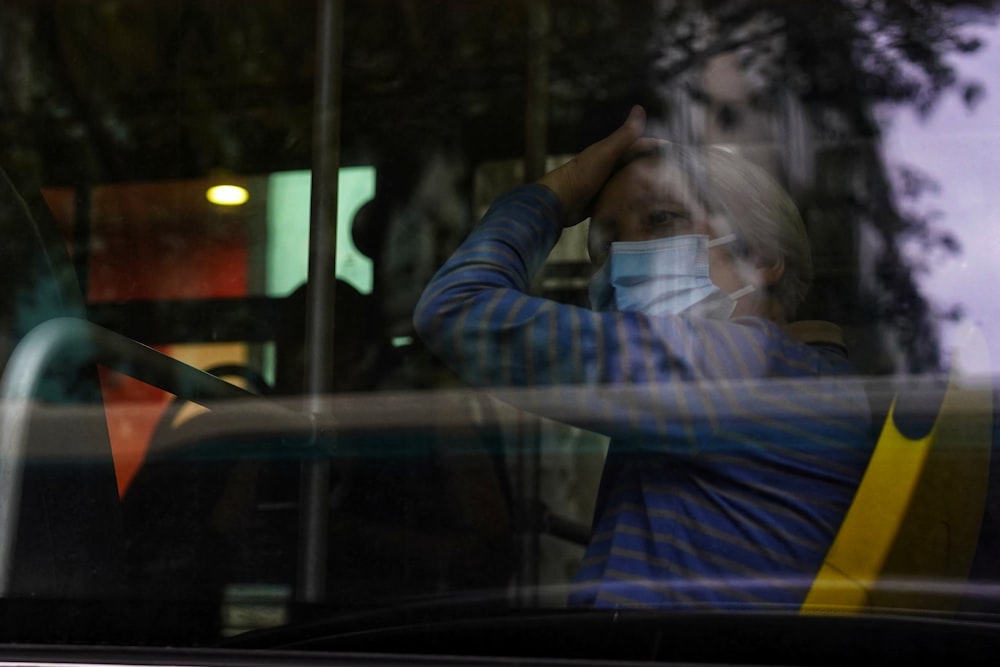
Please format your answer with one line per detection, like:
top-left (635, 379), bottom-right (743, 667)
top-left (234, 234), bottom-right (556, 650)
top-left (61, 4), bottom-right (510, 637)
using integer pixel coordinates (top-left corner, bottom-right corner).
top-left (627, 157), bottom-right (714, 216)
top-left (631, 173), bottom-right (701, 215)
top-left (611, 145), bottom-right (669, 176)
top-left (633, 192), bottom-right (692, 210)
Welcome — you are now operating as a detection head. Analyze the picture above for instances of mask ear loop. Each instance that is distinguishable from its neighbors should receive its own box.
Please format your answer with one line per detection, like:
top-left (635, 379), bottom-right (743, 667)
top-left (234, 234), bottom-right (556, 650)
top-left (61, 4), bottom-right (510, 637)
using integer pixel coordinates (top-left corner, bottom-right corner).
top-left (728, 284), bottom-right (756, 301)
top-left (706, 233), bottom-right (737, 248)
top-left (705, 233), bottom-right (757, 302)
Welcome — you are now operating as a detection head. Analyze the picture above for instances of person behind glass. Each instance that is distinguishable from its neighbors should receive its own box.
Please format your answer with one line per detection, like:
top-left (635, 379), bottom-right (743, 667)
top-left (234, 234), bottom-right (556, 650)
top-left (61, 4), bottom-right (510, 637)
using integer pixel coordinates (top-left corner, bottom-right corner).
top-left (413, 106), bottom-right (873, 609)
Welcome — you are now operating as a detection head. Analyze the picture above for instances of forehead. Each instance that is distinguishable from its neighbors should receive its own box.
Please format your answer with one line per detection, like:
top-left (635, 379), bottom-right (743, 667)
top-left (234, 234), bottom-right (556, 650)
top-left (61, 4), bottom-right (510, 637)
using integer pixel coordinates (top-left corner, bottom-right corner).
top-left (598, 155), bottom-right (695, 208)
top-left (596, 155), bottom-right (699, 211)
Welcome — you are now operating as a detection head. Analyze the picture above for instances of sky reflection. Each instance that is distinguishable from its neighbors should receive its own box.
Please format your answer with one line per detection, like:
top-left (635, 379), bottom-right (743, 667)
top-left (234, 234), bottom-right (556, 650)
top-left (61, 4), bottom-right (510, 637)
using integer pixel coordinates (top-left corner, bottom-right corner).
top-left (883, 22), bottom-right (1000, 377)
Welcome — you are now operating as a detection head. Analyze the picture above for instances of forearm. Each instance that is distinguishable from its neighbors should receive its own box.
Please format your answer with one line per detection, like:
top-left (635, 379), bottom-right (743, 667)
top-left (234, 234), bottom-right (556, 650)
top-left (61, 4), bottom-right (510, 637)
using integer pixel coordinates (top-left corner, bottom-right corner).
top-left (417, 185), bottom-right (560, 297)
top-left (413, 185), bottom-right (566, 386)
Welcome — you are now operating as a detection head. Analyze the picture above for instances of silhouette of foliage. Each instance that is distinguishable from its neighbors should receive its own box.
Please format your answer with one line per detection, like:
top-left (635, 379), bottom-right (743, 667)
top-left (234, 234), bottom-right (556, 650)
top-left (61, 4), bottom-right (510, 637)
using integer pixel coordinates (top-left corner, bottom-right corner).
top-left (0, 0), bottom-right (996, 371)
top-left (1, 1), bottom-right (995, 177)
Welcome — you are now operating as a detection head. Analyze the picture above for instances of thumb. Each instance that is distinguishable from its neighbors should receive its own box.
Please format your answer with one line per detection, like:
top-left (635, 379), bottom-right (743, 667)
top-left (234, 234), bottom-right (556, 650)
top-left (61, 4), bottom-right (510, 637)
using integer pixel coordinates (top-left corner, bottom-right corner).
top-left (584, 105), bottom-right (647, 166)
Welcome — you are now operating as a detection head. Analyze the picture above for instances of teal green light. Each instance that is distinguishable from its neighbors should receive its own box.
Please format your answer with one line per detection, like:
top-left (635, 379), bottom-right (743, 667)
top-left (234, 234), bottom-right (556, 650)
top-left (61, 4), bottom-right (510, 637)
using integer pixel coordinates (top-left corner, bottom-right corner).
top-left (265, 167), bottom-right (375, 296)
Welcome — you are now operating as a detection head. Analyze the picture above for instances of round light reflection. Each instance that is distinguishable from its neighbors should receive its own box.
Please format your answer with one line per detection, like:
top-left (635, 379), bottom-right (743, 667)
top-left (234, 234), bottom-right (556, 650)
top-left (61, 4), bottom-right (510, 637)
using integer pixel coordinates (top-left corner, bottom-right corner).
top-left (206, 184), bottom-right (249, 206)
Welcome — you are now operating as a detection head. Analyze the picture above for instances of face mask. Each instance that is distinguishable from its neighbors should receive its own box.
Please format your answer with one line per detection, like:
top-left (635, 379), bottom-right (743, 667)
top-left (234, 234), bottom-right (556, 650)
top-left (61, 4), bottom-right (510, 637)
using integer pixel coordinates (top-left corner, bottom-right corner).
top-left (588, 234), bottom-right (754, 319)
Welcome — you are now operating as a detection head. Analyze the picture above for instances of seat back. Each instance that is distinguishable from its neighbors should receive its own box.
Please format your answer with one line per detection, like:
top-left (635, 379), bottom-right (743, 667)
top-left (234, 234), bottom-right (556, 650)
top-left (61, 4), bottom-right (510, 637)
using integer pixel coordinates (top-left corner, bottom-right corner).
top-left (802, 324), bottom-right (992, 612)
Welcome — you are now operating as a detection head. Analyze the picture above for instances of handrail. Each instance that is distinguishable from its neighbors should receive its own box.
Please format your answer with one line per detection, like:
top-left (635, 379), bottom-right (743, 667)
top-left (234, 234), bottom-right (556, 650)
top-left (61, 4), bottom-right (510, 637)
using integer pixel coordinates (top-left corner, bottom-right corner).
top-left (0, 316), bottom-right (284, 596)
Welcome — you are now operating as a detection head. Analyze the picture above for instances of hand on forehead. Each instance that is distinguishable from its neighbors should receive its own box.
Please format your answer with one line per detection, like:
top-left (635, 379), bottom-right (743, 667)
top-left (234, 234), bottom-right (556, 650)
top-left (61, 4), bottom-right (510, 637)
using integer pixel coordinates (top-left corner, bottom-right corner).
top-left (588, 141), bottom-right (725, 265)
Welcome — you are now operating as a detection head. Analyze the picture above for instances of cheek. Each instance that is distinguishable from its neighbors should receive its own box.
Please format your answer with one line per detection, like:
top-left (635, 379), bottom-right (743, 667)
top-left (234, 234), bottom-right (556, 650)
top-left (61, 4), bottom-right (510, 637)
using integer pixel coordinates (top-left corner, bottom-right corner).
top-left (708, 248), bottom-right (747, 292)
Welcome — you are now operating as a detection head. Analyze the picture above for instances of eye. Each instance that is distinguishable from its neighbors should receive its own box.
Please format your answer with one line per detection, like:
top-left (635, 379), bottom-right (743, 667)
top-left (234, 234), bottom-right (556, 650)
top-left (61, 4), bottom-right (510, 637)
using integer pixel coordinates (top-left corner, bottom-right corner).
top-left (646, 209), bottom-right (691, 234)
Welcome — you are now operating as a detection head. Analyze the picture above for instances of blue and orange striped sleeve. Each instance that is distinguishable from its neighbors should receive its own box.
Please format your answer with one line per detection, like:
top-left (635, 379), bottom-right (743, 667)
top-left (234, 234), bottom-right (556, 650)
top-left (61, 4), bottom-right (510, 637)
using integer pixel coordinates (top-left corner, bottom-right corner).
top-left (412, 185), bottom-right (798, 448)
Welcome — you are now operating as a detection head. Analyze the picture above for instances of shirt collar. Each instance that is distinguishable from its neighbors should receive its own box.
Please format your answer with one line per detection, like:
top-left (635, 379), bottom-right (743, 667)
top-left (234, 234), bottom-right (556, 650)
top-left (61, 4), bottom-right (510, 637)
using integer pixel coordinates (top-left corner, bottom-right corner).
top-left (783, 320), bottom-right (848, 354)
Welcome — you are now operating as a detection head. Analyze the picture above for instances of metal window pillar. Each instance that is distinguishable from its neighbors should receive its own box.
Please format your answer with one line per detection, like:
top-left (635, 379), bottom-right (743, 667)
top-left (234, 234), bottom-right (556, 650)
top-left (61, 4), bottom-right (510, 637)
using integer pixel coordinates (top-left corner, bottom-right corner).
top-left (516, 0), bottom-right (551, 604)
top-left (297, 0), bottom-right (344, 604)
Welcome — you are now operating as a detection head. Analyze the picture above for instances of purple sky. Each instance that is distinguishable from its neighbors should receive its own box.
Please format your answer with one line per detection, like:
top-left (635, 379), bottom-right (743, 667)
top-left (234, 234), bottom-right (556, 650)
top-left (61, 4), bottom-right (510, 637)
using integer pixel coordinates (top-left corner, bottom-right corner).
top-left (882, 21), bottom-right (1000, 376)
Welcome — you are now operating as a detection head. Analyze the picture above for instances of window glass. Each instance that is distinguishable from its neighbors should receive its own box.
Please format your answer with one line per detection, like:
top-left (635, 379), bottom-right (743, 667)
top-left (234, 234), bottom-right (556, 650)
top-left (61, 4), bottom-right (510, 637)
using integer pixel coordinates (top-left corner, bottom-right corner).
top-left (0, 1), bottom-right (998, 662)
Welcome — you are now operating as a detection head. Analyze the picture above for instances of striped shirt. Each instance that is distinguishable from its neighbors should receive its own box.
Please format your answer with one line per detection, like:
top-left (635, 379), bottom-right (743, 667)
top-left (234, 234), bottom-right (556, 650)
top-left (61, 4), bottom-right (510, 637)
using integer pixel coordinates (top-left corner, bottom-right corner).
top-left (413, 185), bottom-right (873, 609)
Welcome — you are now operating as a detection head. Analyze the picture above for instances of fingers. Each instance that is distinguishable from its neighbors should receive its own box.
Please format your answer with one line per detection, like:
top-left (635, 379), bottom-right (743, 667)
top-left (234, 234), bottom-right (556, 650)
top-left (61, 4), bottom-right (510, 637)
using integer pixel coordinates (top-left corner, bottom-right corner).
top-left (625, 136), bottom-right (670, 155)
top-left (538, 105), bottom-right (647, 226)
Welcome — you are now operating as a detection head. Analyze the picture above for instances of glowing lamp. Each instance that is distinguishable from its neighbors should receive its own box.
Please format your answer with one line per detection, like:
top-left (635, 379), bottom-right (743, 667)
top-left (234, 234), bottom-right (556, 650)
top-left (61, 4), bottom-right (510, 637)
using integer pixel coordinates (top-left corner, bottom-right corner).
top-left (206, 184), bottom-right (249, 206)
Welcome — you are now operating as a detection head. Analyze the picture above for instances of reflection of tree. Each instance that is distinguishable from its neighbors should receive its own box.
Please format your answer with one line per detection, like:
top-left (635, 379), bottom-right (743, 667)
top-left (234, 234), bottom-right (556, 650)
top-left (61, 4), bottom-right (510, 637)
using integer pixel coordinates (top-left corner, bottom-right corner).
top-left (0, 0), bottom-right (318, 185)
top-left (614, 0), bottom-right (999, 373)
top-left (0, 0), bottom-right (997, 370)
top-left (881, 163), bottom-right (965, 370)
top-left (741, 0), bottom-right (993, 373)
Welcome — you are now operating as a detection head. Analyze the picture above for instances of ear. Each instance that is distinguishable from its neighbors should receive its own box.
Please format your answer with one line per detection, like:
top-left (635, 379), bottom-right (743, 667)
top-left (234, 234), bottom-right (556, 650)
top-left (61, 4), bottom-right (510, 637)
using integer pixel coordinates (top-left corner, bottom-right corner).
top-left (756, 255), bottom-right (785, 287)
top-left (588, 218), bottom-right (612, 266)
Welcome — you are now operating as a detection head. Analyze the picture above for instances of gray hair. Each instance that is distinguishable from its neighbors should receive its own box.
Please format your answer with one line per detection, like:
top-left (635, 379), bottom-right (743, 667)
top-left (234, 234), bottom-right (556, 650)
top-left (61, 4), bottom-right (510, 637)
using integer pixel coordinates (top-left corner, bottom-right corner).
top-left (617, 143), bottom-right (813, 317)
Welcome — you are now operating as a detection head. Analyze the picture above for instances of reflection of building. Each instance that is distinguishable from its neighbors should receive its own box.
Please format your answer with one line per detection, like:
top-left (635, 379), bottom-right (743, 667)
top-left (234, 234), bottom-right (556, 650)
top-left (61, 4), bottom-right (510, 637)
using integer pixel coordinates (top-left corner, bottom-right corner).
top-left (684, 49), bottom-right (936, 374)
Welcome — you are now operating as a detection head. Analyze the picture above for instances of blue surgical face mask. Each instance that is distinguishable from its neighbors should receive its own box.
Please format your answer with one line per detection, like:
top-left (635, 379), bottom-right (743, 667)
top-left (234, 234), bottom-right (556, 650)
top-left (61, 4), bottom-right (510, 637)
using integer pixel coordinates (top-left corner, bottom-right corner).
top-left (588, 234), bottom-right (754, 319)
